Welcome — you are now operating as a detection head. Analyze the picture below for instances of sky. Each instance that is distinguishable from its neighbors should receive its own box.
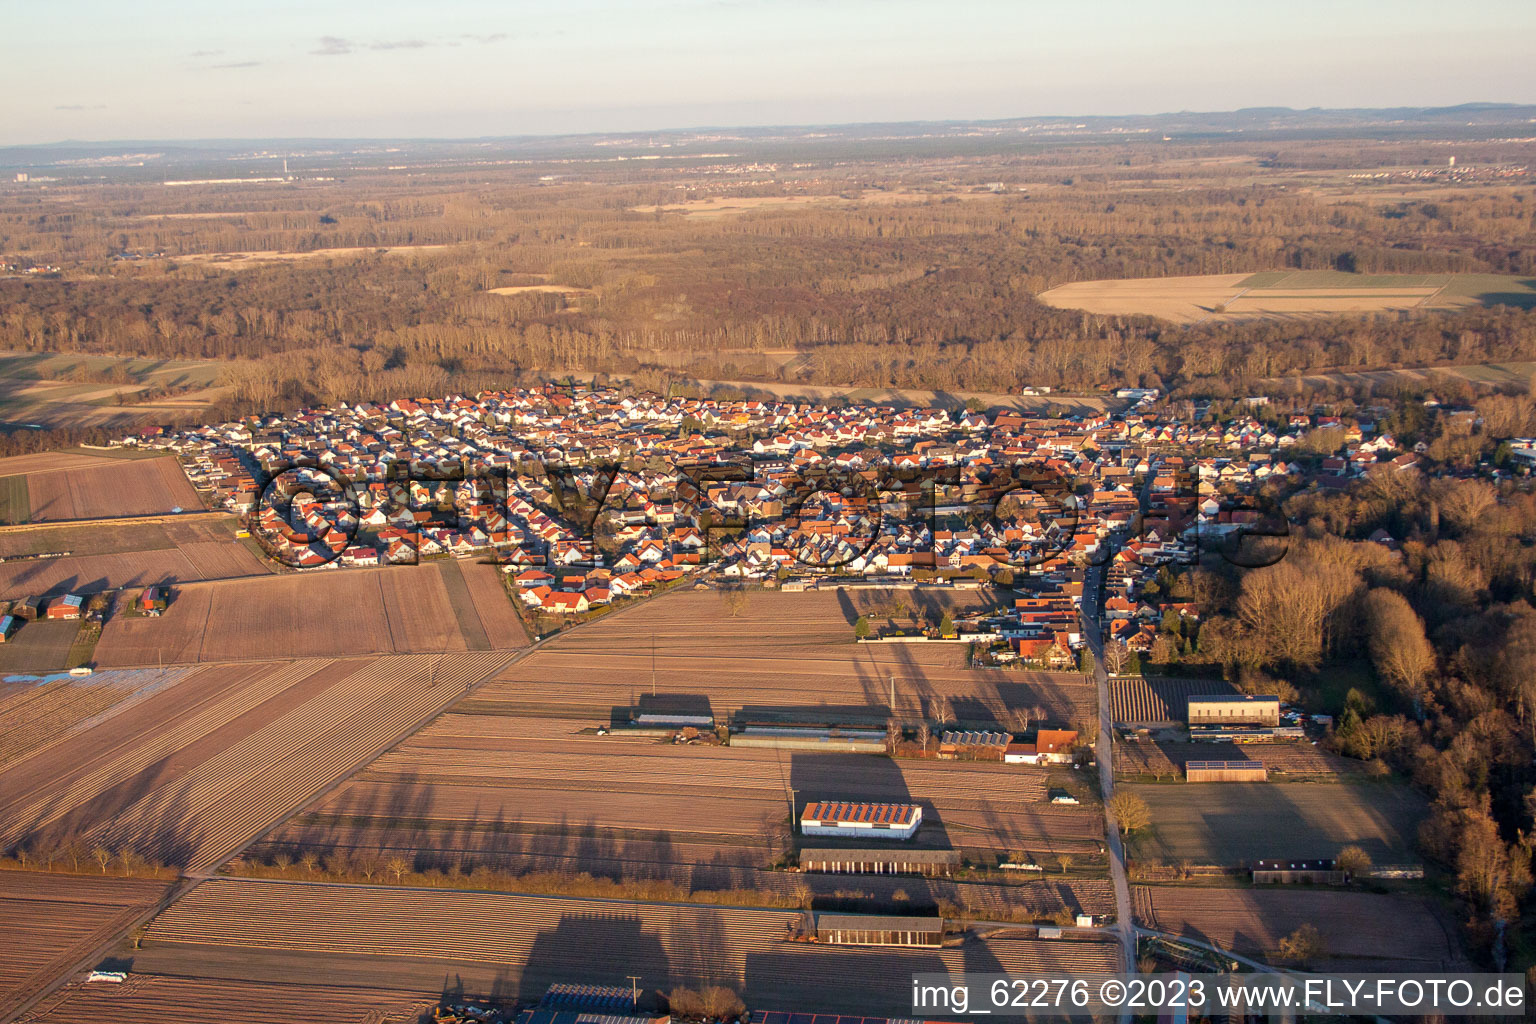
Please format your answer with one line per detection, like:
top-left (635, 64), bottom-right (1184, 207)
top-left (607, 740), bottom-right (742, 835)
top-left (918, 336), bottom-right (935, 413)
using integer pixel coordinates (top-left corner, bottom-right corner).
top-left (5, 0), bottom-right (1536, 145)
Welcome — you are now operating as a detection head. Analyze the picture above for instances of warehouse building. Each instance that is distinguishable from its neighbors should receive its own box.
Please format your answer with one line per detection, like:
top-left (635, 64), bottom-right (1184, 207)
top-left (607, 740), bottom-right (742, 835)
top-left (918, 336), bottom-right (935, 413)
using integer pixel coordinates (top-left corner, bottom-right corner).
top-left (1185, 760), bottom-right (1267, 782)
top-left (814, 912), bottom-right (944, 947)
top-left (1187, 694), bottom-right (1280, 728)
top-left (799, 847), bottom-right (959, 876)
top-left (799, 801), bottom-right (922, 840)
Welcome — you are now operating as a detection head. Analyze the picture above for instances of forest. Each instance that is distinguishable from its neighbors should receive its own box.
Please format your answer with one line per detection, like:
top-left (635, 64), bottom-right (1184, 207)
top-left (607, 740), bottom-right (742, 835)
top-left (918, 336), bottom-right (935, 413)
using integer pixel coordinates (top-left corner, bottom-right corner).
top-left (2, 131), bottom-right (1535, 418)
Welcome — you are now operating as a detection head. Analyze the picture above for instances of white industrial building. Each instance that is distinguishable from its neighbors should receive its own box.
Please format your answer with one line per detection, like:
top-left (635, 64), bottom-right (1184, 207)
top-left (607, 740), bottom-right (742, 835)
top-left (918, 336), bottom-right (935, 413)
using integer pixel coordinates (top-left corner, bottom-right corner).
top-left (799, 801), bottom-right (922, 840)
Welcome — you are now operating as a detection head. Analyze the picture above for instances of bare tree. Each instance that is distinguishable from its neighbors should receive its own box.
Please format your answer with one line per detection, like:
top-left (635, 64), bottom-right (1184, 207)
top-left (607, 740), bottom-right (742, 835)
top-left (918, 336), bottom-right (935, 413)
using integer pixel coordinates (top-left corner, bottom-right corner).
top-left (1108, 791), bottom-right (1150, 835)
top-left (91, 845), bottom-right (112, 874)
top-left (385, 855), bottom-right (410, 884)
top-left (720, 589), bottom-right (749, 618)
top-left (1056, 853), bottom-right (1074, 876)
top-left (1102, 640), bottom-right (1129, 676)
top-left (1362, 588), bottom-right (1434, 709)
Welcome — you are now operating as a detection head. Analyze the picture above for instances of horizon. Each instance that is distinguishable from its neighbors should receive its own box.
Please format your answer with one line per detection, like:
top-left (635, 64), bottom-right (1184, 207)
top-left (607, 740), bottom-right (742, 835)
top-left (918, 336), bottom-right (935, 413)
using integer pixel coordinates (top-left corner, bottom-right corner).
top-left (6, 98), bottom-right (1535, 150)
top-left (7, 0), bottom-right (1536, 147)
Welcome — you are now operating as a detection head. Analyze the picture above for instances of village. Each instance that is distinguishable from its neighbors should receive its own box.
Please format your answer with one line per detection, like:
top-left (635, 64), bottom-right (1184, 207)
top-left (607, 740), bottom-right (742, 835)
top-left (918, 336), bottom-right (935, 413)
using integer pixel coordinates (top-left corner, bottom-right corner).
top-left (118, 382), bottom-right (1415, 662)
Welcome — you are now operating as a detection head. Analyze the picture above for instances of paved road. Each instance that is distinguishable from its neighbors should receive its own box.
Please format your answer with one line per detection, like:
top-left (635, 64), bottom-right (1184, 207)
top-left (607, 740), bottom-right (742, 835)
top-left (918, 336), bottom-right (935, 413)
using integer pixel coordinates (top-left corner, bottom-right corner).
top-left (1081, 562), bottom-right (1134, 1023)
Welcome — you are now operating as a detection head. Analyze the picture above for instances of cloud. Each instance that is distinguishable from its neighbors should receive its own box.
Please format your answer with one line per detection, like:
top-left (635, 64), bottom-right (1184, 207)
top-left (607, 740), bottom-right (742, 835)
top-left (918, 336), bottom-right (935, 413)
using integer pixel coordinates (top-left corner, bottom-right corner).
top-left (55, 104), bottom-right (106, 111)
top-left (189, 49), bottom-right (223, 58)
top-left (312, 36), bottom-right (353, 56)
top-left (460, 33), bottom-right (508, 44)
top-left (212, 61), bottom-right (262, 69)
top-left (312, 35), bottom-right (440, 55)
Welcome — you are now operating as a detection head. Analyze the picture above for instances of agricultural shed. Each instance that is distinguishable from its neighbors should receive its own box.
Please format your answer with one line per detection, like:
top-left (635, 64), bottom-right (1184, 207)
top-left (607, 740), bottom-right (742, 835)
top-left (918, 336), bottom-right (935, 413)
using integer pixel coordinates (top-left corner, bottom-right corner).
top-left (814, 912), bottom-right (943, 947)
top-left (1185, 760), bottom-right (1267, 782)
top-left (1250, 859), bottom-right (1345, 885)
top-left (799, 847), bottom-right (959, 876)
top-left (45, 593), bottom-right (83, 620)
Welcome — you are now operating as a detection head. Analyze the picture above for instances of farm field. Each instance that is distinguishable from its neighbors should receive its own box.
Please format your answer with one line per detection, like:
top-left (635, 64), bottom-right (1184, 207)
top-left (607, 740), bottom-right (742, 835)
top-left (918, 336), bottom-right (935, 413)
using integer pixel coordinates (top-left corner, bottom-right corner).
top-left (1108, 676), bottom-right (1237, 726)
top-left (1123, 780), bottom-right (1426, 865)
top-left (18, 455), bottom-right (201, 522)
top-left (0, 353), bottom-right (228, 430)
top-left (260, 713), bottom-right (1103, 888)
top-left (0, 668), bottom-right (190, 771)
top-left (91, 564), bottom-right (522, 666)
top-left (0, 620), bottom-right (82, 675)
top-left (474, 589), bottom-right (1097, 726)
top-left (630, 188), bottom-right (1006, 218)
top-left (0, 652), bottom-right (511, 872)
top-left (0, 516), bottom-right (269, 599)
top-left (21, 974), bottom-right (432, 1024)
top-left (171, 243), bottom-right (452, 269)
top-left (1135, 886), bottom-right (1466, 969)
top-left (134, 877), bottom-right (1120, 1014)
top-left (1037, 270), bottom-right (1536, 324)
top-left (0, 871), bottom-right (175, 1017)
top-left (1115, 739), bottom-right (1367, 781)
top-left (1263, 359), bottom-right (1536, 390)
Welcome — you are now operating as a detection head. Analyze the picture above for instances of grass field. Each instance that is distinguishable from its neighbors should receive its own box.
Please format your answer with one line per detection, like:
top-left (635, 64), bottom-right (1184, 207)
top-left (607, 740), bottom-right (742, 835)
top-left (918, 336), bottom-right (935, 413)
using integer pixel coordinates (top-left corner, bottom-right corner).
top-left (1037, 271), bottom-right (1536, 324)
top-left (1123, 780), bottom-right (1426, 865)
top-left (0, 620), bottom-right (83, 675)
top-left (0, 475), bottom-right (28, 525)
